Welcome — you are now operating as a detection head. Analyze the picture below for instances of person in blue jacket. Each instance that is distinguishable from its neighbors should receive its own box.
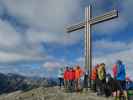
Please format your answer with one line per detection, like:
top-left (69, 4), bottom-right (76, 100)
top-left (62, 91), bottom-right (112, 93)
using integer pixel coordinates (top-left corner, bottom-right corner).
top-left (116, 60), bottom-right (127, 100)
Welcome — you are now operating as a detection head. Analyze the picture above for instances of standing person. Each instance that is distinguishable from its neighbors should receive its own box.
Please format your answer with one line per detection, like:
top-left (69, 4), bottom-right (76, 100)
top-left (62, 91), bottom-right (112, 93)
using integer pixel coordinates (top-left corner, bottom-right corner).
top-left (83, 70), bottom-right (89, 90)
top-left (68, 67), bottom-right (75, 92)
top-left (112, 63), bottom-right (118, 97)
top-left (116, 60), bottom-right (128, 100)
top-left (97, 63), bottom-right (106, 96)
top-left (112, 63), bottom-right (117, 79)
top-left (91, 64), bottom-right (99, 92)
top-left (64, 66), bottom-right (70, 90)
top-left (75, 65), bottom-right (84, 91)
top-left (58, 67), bottom-right (64, 88)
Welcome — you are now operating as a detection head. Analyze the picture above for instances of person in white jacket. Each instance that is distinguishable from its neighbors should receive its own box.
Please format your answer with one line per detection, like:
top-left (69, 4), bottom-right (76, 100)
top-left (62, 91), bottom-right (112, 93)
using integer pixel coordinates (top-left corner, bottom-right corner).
top-left (58, 67), bottom-right (64, 88)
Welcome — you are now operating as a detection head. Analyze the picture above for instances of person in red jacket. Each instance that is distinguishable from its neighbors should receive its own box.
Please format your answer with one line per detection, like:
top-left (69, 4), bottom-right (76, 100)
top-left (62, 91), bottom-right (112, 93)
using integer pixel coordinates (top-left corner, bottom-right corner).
top-left (112, 64), bottom-right (117, 79)
top-left (68, 67), bottom-right (75, 91)
top-left (91, 64), bottom-right (99, 92)
top-left (64, 66), bottom-right (69, 89)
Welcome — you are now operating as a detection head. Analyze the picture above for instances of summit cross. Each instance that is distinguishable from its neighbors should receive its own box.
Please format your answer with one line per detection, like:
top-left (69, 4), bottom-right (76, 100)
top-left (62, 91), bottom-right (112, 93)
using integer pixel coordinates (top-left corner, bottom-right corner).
top-left (66, 5), bottom-right (118, 87)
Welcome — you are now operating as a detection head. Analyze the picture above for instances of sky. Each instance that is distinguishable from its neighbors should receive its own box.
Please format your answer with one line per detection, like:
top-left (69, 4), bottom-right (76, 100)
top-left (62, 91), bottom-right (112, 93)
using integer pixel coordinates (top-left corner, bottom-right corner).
top-left (0, 0), bottom-right (132, 78)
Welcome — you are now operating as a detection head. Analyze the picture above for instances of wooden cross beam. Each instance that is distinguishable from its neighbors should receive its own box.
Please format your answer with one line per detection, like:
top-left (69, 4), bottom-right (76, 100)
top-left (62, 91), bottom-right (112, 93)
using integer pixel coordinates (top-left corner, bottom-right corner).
top-left (66, 5), bottom-right (118, 88)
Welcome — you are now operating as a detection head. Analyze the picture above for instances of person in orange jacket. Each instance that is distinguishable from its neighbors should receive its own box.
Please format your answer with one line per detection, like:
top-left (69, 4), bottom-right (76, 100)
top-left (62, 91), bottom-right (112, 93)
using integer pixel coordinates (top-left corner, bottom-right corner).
top-left (64, 66), bottom-right (70, 89)
top-left (91, 64), bottom-right (99, 92)
top-left (75, 65), bottom-right (84, 91)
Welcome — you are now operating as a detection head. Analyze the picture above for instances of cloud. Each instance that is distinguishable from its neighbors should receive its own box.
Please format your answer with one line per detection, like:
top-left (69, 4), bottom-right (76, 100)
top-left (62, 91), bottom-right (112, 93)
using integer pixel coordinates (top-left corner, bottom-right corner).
top-left (93, 39), bottom-right (133, 64)
top-left (94, 39), bottom-right (127, 50)
top-left (123, 0), bottom-right (133, 23)
top-left (0, 19), bottom-right (20, 48)
top-left (26, 28), bottom-right (82, 46)
top-left (0, 0), bottom-right (83, 76)
top-left (1, 0), bottom-right (81, 32)
top-left (93, 16), bottom-right (127, 35)
top-left (0, 0), bottom-right (131, 46)
top-left (93, 39), bottom-right (133, 57)
top-left (75, 56), bottom-right (84, 67)
top-left (0, 0), bottom-right (83, 46)
top-left (0, 0), bottom-right (132, 77)
top-left (0, 50), bottom-right (45, 63)
top-left (0, 64), bottom-right (48, 77)
top-left (85, 0), bottom-right (130, 35)
top-left (0, 21), bottom-right (47, 63)
top-left (43, 62), bottom-right (61, 69)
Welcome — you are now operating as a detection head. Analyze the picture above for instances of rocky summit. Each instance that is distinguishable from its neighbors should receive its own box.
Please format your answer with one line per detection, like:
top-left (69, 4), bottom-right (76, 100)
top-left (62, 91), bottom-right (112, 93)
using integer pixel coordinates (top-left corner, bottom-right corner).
top-left (0, 86), bottom-right (114, 100)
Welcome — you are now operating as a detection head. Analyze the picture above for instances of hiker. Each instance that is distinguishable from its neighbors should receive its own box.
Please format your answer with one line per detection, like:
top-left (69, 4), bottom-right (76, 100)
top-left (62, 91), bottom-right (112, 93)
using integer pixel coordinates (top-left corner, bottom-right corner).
top-left (58, 67), bottom-right (64, 88)
top-left (83, 70), bottom-right (89, 90)
top-left (75, 65), bottom-right (84, 91)
top-left (91, 64), bottom-right (99, 92)
top-left (116, 60), bottom-right (128, 100)
top-left (68, 67), bottom-right (75, 91)
top-left (97, 63), bottom-right (106, 96)
top-left (64, 66), bottom-right (70, 90)
top-left (112, 63), bottom-right (117, 79)
top-left (112, 63), bottom-right (118, 97)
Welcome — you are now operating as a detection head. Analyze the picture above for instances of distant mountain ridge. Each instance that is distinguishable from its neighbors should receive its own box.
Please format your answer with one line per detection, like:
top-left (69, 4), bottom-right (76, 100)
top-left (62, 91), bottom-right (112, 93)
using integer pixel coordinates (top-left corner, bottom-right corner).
top-left (0, 73), bottom-right (58, 94)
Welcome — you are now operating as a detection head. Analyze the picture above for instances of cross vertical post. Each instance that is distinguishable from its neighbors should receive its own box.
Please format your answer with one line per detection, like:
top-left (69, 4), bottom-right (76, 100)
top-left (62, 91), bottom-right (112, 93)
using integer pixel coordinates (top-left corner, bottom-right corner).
top-left (85, 6), bottom-right (92, 88)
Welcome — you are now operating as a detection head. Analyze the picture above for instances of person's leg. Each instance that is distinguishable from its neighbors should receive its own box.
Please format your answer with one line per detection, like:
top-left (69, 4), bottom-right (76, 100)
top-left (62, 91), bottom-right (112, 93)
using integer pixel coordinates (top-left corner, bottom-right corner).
top-left (116, 80), bottom-right (121, 99)
top-left (70, 80), bottom-right (72, 91)
top-left (91, 80), bottom-right (96, 91)
top-left (61, 78), bottom-right (64, 88)
top-left (68, 80), bottom-right (71, 90)
top-left (96, 79), bottom-right (101, 96)
top-left (73, 80), bottom-right (76, 91)
top-left (64, 80), bottom-right (66, 88)
top-left (123, 91), bottom-right (128, 100)
top-left (94, 80), bottom-right (97, 92)
top-left (78, 79), bottom-right (80, 91)
top-left (66, 80), bottom-right (69, 90)
top-left (84, 74), bottom-right (88, 89)
top-left (75, 79), bottom-right (78, 91)
top-left (91, 80), bottom-right (94, 90)
top-left (122, 81), bottom-right (128, 100)
top-left (96, 79), bottom-right (99, 93)
top-left (64, 80), bottom-right (68, 89)
top-left (59, 78), bottom-right (61, 88)
top-left (92, 80), bottom-right (97, 92)
top-left (102, 79), bottom-right (106, 95)
top-left (75, 79), bottom-right (80, 91)
top-left (72, 80), bottom-right (75, 91)
top-left (99, 80), bottom-right (103, 95)
top-left (62, 79), bottom-right (64, 86)
top-left (101, 80), bottom-right (104, 95)
top-left (117, 80), bottom-right (127, 100)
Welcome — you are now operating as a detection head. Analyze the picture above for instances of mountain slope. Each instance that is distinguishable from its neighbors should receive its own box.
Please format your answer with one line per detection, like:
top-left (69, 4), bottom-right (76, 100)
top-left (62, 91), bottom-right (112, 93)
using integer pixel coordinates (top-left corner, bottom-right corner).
top-left (0, 87), bottom-right (114, 100)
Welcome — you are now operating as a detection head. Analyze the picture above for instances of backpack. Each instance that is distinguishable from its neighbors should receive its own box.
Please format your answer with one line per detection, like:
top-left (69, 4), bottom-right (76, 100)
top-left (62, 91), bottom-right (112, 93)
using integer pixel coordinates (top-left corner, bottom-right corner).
top-left (98, 64), bottom-right (106, 80)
